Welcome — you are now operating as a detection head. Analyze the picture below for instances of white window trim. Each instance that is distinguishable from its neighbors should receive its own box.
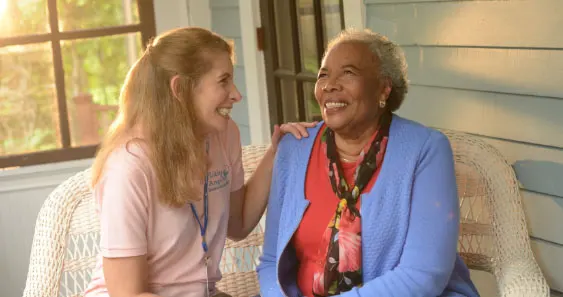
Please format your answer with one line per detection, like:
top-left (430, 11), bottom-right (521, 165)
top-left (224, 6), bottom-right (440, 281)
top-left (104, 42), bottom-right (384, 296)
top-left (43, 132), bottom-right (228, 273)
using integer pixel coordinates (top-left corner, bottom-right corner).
top-left (186, 0), bottom-right (212, 29)
top-left (343, 1), bottom-right (366, 30)
top-left (239, 0), bottom-right (271, 145)
top-left (153, 0), bottom-right (192, 34)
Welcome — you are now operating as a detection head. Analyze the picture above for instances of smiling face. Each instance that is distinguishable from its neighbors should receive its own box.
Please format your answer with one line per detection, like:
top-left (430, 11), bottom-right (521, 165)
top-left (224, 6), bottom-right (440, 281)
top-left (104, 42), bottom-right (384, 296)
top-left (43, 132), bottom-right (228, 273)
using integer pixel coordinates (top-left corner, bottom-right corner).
top-left (191, 51), bottom-right (242, 134)
top-left (315, 42), bottom-right (389, 135)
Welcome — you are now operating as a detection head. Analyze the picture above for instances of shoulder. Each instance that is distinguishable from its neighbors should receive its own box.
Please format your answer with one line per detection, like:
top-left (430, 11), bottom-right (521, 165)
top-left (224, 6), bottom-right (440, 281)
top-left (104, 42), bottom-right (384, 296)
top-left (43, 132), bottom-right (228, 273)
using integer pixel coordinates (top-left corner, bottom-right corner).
top-left (391, 115), bottom-right (453, 156)
top-left (102, 140), bottom-right (152, 185)
top-left (94, 141), bottom-right (154, 209)
top-left (277, 122), bottom-right (323, 159)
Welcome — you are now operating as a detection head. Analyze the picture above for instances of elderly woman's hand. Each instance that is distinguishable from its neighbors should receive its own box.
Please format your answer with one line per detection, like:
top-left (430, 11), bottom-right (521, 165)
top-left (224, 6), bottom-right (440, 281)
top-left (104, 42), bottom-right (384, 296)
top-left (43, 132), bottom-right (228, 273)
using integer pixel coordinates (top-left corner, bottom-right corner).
top-left (271, 121), bottom-right (318, 152)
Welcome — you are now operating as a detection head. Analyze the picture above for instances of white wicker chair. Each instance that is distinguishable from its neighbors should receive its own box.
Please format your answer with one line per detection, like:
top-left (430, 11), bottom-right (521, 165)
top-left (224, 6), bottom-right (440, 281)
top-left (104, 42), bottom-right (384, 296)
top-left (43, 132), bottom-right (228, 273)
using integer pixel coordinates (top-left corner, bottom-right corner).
top-left (440, 129), bottom-right (550, 296)
top-left (22, 132), bottom-right (550, 297)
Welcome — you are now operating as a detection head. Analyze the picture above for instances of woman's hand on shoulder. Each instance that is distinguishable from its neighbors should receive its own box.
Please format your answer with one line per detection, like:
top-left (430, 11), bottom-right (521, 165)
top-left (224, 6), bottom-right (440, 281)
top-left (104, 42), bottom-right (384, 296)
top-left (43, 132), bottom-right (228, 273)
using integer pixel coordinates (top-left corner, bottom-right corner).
top-left (271, 121), bottom-right (318, 152)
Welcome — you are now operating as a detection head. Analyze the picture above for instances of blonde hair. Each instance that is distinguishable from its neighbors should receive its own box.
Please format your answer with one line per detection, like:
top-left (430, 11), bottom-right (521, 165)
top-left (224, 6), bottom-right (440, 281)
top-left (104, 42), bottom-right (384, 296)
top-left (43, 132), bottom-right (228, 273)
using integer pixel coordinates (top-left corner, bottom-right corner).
top-left (91, 27), bottom-right (234, 207)
top-left (326, 28), bottom-right (408, 112)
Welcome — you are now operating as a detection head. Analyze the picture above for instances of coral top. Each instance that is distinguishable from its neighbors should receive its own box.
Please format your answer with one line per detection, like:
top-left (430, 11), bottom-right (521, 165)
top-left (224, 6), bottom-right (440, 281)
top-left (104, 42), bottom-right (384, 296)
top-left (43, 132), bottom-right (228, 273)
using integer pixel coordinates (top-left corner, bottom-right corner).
top-left (292, 125), bottom-right (383, 296)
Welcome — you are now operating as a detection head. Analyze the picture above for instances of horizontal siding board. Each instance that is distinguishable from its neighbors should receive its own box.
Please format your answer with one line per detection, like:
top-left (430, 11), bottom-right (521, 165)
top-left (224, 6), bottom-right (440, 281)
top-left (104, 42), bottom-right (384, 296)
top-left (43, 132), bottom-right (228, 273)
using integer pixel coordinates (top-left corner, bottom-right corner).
top-left (234, 66), bottom-right (246, 96)
top-left (233, 37), bottom-right (244, 65)
top-left (231, 65), bottom-right (249, 132)
top-left (477, 137), bottom-right (563, 173)
top-left (515, 161), bottom-right (563, 198)
top-left (231, 94), bottom-right (249, 126)
top-left (397, 86), bottom-right (563, 148)
top-left (522, 191), bottom-right (563, 245)
top-left (365, 1), bottom-right (563, 48)
top-left (211, 8), bottom-right (242, 38)
top-left (532, 239), bottom-right (563, 292)
top-left (239, 124), bottom-right (251, 146)
top-left (404, 46), bottom-right (563, 99)
top-left (475, 137), bottom-right (563, 197)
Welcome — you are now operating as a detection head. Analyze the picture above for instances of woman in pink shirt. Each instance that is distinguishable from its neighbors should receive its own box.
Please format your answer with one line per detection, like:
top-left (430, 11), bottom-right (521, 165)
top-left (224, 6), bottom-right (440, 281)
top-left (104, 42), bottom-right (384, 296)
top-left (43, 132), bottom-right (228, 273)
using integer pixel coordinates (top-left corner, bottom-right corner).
top-left (83, 27), bottom-right (311, 297)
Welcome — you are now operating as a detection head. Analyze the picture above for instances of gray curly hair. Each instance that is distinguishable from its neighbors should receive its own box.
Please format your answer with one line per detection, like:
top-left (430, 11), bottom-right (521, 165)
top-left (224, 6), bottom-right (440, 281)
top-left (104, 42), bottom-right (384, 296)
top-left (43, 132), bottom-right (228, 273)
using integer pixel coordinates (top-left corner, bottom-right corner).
top-left (325, 28), bottom-right (409, 112)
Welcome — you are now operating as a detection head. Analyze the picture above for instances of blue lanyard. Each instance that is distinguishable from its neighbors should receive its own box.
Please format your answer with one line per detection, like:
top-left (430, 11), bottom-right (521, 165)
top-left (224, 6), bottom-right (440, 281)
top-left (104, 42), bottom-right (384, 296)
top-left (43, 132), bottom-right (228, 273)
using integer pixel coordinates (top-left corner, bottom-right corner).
top-left (190, 140), bottom-right (209, 254)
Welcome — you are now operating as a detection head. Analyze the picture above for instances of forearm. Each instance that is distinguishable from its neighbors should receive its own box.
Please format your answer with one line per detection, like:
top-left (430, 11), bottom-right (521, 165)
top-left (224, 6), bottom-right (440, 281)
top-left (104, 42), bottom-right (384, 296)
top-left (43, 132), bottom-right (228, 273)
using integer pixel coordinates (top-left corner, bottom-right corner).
top-left (231, 147), bottom-right (275, 239)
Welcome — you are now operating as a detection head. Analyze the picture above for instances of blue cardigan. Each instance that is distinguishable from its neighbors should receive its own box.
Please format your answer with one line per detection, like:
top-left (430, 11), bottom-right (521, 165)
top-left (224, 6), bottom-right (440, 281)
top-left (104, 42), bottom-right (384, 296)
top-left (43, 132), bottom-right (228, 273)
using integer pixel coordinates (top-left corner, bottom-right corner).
top-left (256, 115), bottom-right (480, 297)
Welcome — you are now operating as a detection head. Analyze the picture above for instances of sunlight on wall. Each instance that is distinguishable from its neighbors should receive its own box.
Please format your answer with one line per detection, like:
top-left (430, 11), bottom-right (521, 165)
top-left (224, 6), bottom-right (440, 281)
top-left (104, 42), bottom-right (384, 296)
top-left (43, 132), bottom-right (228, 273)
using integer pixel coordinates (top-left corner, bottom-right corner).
top-left (0, 0), bottom-right (6, 18)
top-left (0, 0), bottom-right (7, 36)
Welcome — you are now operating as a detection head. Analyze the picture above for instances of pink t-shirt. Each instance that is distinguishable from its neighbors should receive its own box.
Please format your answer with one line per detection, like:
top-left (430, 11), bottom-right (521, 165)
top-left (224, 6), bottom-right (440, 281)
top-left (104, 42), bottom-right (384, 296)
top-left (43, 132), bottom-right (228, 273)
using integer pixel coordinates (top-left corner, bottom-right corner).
top-left (83, 120), bottom-right (244, 297)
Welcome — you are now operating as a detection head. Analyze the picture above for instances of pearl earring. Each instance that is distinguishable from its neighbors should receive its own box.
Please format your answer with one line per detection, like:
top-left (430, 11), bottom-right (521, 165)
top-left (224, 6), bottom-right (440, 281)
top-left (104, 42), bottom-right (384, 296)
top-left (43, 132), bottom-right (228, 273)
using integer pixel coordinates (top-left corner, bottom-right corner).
top-left (379, 100), bottom-right (386, 108)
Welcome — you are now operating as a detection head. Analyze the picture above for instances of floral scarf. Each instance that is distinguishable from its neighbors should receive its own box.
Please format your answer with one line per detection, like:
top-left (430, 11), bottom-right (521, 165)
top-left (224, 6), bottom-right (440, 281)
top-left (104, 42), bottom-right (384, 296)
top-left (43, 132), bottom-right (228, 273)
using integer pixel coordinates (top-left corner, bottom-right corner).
top-left (311, 114), bottom-right (391, 296)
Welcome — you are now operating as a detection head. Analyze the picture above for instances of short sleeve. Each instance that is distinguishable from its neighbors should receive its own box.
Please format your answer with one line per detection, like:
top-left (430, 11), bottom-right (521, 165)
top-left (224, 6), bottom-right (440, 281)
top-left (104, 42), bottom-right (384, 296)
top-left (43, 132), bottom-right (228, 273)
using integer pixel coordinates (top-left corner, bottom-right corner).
top-left (228, 120), bottom-right (245, 192)
top-left (95, 152), bottom-right (150, 258)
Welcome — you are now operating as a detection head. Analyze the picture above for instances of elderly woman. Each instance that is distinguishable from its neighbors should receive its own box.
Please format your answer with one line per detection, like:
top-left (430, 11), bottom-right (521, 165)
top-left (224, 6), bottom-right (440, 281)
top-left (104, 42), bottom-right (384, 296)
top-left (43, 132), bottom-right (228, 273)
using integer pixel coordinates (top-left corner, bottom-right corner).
top-left (256, 29), bottom-right (480, 297)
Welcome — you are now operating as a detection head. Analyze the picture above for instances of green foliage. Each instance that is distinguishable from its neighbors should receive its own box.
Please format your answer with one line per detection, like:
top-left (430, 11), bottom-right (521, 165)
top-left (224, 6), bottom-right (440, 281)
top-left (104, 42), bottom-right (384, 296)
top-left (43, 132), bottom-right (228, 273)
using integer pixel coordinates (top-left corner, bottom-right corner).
top-left (0, 0), bottom-right (142, 155)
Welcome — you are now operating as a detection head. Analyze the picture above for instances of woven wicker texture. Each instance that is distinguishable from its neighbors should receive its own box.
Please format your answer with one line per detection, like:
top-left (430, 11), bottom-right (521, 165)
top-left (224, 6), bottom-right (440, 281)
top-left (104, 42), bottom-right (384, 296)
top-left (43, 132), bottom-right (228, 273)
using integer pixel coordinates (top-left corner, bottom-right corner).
top-left (22, 133), bottom-right (549, 297)
top-left (440, 129), bottom-right (550, 296)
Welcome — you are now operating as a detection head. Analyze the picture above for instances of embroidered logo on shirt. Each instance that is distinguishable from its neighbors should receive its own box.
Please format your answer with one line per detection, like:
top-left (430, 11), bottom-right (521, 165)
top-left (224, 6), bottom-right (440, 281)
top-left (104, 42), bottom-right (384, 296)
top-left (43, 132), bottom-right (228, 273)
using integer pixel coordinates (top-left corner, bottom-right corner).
top-left (208, 165), bottom-right (230, 191)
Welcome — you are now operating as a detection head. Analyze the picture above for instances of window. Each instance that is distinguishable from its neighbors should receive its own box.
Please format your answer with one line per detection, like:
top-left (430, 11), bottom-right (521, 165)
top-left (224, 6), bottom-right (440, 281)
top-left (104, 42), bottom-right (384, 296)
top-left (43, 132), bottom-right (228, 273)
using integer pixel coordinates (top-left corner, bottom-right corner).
top-left (0, 0), bottom-right (156, 169)
top-left (260, 0), bottom-right (344, 128)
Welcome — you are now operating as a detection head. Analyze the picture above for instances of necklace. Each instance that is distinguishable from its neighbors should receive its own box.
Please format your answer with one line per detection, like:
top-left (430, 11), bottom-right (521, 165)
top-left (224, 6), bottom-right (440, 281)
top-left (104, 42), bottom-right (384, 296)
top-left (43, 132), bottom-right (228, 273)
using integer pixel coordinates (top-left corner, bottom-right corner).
top-left (340, 156), bottom-right (357, 163)
top-left (338, 149), bottom-right (361, 163)
top-left (190, 139), bottom-right (210, 297)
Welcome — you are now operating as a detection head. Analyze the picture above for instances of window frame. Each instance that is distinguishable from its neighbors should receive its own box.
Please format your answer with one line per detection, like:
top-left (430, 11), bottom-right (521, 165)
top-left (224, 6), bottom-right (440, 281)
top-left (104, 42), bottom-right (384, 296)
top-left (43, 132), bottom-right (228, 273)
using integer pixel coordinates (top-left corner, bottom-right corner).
top-left (0, 0), bottom-right (156, 169)
top-left (259, 0), bottom-right (345, 131)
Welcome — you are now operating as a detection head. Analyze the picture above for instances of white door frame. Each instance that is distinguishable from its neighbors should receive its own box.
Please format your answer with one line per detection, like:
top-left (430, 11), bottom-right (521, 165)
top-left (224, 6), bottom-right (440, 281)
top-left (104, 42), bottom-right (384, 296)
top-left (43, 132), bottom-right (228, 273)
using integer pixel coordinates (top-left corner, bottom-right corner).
top-left (239, 0), bottom-right (272, 145)
top-left (343, 1), bottom-right (367, 30)
top-left (153, 0), bottom-right (195, 34)
top-left (186, 0), bottom-right (212, 29)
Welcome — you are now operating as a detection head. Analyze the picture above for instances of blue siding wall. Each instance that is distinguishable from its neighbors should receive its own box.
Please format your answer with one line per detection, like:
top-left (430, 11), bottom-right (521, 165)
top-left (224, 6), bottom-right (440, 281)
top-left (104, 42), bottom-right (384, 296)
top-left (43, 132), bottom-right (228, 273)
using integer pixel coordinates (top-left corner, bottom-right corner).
top-left (210, 0), bottom-right (250, 145)
top-left (364, 0), bottom-right (563, 295)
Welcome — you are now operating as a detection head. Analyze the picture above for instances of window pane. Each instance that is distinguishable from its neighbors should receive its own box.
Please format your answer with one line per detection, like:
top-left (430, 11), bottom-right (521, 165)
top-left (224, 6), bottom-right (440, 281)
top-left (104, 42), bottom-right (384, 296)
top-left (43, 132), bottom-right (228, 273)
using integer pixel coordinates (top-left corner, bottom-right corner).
top-left (273, 0), bottom-right (295, 71)
top-left (298, 0), bottom-right (319, 73)
top-left (0, 0), bottom-right (49, 37)
top-left (61, 33), bottom-right (142, 147)
top-left (321, 0), bottom-right (344, 45)
top-left (303, 82), bottom-right (321, 121)
top-left (0, 42), bottom-right (60, 156)
top-left (280, 79), bottom-right (299, 123)
top-left (57, 0), bottom-right (139, 31)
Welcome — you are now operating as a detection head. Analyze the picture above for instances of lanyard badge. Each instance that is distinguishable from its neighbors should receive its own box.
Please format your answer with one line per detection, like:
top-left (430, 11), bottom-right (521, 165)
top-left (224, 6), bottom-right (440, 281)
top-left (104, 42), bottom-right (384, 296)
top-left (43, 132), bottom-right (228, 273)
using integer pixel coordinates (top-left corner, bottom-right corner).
top-left (190, 139), bottom-right (211, 296)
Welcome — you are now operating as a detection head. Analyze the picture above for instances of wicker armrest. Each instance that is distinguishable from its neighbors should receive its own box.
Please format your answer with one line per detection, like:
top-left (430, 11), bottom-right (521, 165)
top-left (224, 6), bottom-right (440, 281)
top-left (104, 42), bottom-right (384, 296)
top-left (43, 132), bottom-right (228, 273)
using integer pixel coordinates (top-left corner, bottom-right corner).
top-left (496, 259), bottom-right (550, 297)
